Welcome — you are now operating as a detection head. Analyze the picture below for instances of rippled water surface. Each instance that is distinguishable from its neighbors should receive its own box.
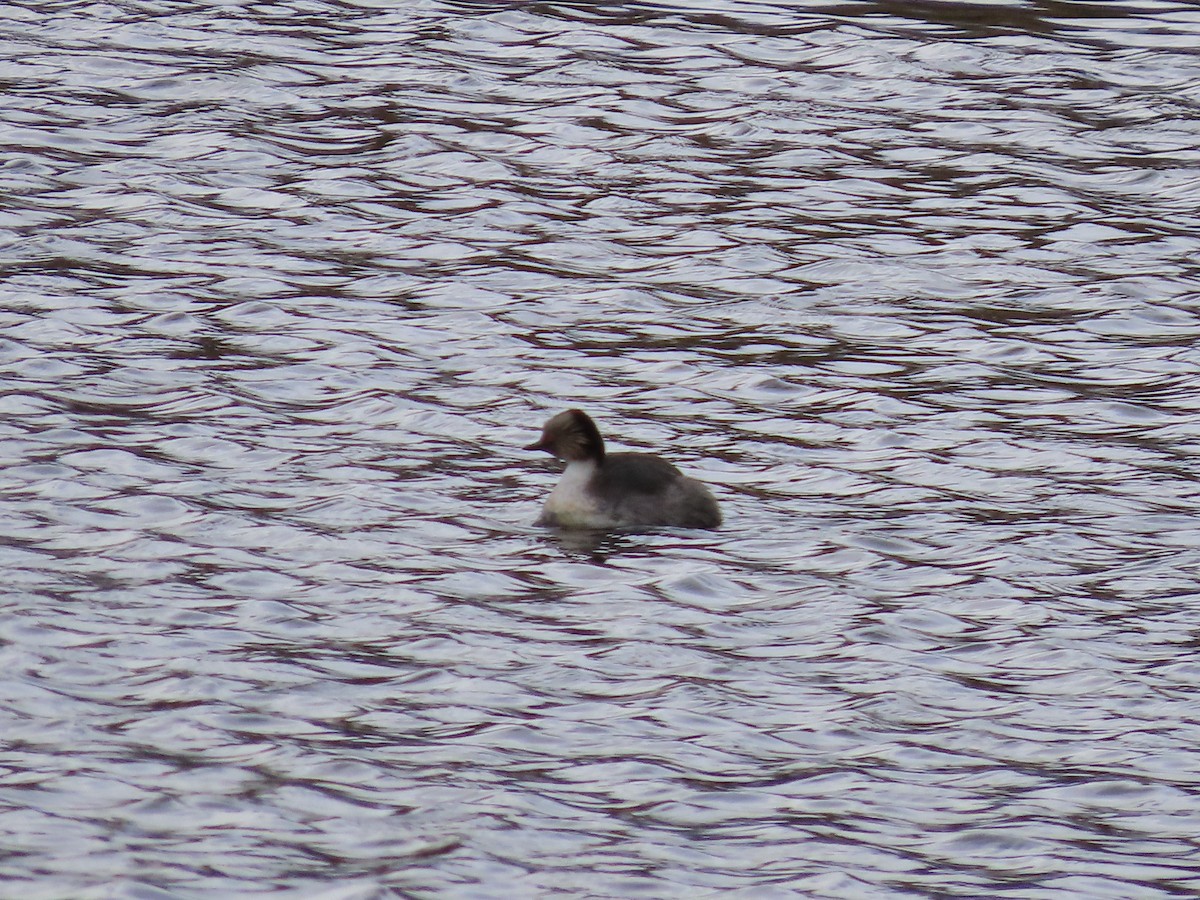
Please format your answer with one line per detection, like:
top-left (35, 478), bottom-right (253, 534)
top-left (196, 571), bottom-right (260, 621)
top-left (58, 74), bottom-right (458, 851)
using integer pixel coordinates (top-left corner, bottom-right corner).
top-left (3, 0), bottom-right (1200, 896)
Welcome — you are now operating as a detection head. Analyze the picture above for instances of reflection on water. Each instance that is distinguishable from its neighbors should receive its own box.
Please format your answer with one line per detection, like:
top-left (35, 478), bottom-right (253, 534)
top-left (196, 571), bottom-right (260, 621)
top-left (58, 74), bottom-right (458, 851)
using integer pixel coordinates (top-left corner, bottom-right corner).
top-left (2, 0), bottom-right (1200, 896)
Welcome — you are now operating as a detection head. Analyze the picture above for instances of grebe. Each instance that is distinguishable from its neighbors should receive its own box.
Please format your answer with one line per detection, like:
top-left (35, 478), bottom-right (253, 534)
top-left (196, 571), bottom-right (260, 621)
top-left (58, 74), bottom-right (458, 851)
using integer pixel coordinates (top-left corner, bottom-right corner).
top-left (526, 409), bottom-right (721, 530)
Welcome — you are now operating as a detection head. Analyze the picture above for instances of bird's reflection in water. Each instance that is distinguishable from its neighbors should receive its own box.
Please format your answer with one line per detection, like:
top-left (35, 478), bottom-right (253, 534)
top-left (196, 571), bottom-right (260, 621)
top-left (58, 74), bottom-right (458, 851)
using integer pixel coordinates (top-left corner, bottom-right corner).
top-left (542, 526), bottom-right (634, 558)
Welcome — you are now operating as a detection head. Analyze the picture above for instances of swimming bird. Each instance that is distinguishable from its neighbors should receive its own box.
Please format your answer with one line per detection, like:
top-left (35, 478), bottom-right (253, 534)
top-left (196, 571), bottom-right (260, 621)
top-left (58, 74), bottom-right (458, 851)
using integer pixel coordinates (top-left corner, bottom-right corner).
top-left (525, 409), bottom-right (721, 530)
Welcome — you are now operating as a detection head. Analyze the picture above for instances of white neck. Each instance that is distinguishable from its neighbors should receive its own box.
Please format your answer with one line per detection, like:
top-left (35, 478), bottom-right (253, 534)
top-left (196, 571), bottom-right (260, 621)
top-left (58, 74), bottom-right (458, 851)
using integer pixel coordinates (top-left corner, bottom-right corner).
top-left (557, 458), bottom-right (597, 488)
top-left (544, 459), bottom-right (602, 526)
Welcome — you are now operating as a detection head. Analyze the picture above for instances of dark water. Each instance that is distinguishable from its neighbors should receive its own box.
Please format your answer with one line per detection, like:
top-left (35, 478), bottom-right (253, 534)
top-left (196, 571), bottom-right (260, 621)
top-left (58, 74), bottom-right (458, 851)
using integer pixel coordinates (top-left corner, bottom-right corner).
top-left (2, 0), bottom-right (1199, 896)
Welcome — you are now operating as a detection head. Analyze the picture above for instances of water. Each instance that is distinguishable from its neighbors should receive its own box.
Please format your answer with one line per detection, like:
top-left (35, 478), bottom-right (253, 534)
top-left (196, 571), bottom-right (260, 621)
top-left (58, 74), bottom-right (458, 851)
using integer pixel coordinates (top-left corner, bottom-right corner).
top-left (2, 0), bottom-right (1200, 896)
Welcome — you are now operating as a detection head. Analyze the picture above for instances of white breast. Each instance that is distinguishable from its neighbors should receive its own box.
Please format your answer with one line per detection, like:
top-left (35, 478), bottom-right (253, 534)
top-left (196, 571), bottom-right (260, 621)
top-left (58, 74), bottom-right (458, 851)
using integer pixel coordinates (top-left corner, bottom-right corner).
top-left (543, 460), bottom-right (613, 528)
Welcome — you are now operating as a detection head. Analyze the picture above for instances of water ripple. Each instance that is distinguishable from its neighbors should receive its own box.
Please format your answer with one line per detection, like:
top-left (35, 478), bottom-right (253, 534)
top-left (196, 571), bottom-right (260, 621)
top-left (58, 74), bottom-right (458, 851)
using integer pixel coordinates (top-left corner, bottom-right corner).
top-left (2, 0), bottom-right (1200, 897)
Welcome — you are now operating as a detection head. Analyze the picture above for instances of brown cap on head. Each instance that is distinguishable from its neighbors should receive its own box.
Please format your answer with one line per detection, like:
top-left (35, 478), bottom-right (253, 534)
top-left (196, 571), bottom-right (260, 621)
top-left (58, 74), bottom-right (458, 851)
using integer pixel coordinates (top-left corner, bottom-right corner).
top-left (524, 409), bottom-right (606, 463)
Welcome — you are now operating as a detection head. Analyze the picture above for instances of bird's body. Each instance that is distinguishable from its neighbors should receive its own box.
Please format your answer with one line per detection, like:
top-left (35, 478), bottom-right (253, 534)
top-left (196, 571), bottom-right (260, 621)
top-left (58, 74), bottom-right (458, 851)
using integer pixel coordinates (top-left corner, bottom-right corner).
top-left (526, 409), bottom-right (721, 530)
